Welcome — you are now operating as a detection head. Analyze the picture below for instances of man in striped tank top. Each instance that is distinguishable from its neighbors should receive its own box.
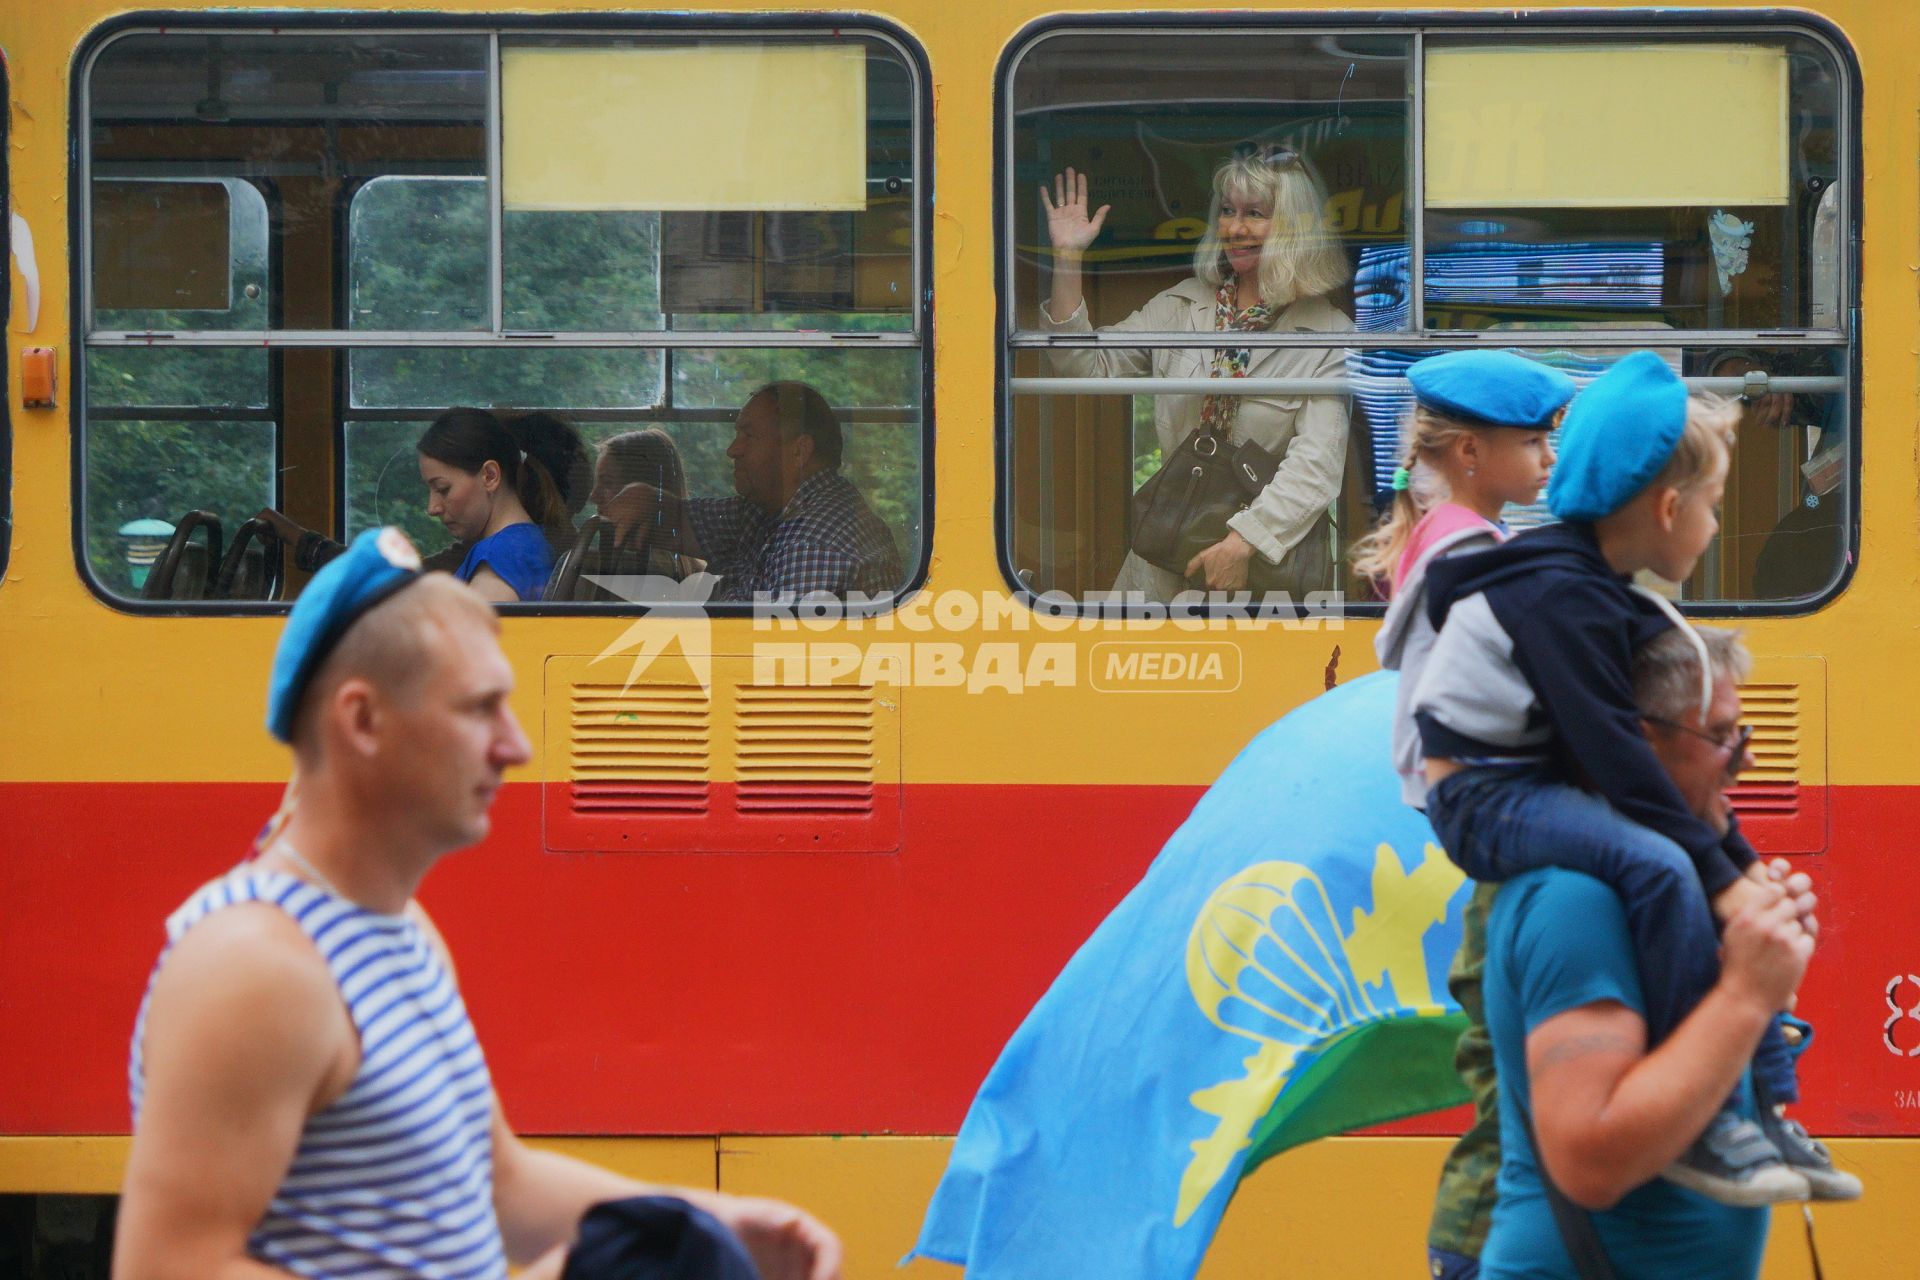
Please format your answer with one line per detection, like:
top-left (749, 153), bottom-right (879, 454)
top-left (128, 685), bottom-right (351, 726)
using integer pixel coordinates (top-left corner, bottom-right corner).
top-left (116, 528), bottom-right (843, 1280)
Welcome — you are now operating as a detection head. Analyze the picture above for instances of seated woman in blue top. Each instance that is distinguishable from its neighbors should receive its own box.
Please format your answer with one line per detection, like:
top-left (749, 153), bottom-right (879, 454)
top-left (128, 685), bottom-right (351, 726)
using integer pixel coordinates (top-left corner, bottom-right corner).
top-left (416, 407), bottom-right (588, 602)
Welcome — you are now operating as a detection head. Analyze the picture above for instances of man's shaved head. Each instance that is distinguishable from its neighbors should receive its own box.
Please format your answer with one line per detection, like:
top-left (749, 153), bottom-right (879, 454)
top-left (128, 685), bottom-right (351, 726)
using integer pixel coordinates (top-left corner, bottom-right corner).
top-left (291, 575), bottom-right (498, 757)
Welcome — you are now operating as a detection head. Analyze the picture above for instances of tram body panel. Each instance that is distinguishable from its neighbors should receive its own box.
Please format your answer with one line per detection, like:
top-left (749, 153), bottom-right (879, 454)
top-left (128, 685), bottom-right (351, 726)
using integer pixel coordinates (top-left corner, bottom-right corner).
top-left (2, 0), bottom-right (1916, 1272)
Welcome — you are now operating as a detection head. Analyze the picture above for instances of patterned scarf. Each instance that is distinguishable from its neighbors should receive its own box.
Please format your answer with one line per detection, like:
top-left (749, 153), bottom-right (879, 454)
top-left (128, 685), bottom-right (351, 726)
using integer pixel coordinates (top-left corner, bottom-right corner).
top-left (1197, 277), bottom-right (1275, 441)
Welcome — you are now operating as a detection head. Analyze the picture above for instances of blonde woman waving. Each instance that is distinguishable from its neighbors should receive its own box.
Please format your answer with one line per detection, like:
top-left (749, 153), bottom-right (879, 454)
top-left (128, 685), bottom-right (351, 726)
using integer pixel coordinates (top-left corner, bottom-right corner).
top-left (1041, 149), bottom-right (1353, 599)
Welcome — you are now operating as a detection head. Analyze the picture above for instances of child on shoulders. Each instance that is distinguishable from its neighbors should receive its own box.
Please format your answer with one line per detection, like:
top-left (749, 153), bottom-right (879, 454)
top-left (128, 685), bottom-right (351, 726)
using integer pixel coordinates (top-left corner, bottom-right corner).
top-left (1409, 351), bottom-right (1848, 1206)
top-left (1361, 349), bottom-right (1576, 810)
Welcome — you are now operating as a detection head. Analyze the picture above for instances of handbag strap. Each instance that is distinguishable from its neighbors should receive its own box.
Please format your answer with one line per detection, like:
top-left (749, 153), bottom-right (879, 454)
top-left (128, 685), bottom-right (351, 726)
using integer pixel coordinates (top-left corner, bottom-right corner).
top-left (1521, 1100), bottom-right (1621, 1280)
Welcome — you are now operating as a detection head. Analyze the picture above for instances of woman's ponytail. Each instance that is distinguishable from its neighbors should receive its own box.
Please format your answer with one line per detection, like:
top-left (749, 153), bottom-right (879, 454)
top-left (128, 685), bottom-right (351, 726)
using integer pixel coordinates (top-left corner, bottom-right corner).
top-left (503, 412), bottom-right (589, 535)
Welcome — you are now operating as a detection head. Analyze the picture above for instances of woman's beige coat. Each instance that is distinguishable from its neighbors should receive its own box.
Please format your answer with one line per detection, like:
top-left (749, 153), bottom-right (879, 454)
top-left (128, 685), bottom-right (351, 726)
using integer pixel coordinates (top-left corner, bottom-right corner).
top-left (1043, 277), bottom-right (1354, 600)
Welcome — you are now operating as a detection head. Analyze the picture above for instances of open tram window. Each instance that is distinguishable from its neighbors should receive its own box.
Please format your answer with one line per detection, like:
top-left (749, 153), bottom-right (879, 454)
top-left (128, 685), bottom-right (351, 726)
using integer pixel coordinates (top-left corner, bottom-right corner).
top-left (999, 19), bottom-right (1854, 613)
top-left (78, 22), bottom-right (928, 611)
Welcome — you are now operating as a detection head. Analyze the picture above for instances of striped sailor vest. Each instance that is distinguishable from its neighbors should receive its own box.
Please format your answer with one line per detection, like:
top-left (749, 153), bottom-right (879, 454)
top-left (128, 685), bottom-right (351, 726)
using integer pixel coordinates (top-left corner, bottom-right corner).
top-left (130, 866), bottom-right (507, 1279)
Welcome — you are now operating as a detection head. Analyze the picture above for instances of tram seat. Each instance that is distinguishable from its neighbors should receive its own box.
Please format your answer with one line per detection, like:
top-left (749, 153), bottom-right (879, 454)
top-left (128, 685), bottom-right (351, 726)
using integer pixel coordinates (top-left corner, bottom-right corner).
top-left (141, 511), bottom-right (223, 602)
top-left (546, 517), bottom-right (682, 603)
top-left (213, 517), bottom-right (285, 601)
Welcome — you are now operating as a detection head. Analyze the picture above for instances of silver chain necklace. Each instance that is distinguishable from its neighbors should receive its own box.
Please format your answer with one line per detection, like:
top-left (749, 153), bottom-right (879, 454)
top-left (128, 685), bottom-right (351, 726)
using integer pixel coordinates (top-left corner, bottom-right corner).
top-left (269, 840), bottom-right (346, 900)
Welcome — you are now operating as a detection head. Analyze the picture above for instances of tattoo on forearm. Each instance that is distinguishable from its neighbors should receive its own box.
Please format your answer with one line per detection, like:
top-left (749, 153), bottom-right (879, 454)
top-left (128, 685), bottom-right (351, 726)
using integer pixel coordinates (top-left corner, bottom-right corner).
top-left (1534, 1032), bottom-right (1637, 1073)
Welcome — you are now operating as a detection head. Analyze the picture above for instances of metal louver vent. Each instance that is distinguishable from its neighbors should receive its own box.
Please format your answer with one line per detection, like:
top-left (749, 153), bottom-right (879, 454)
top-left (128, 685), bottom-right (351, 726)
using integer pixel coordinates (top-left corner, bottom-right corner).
top-left (544, 654), bottom-right (901, 854)
top-left (1731, 682), bottom-right (1800, 819)
top-left (569, 683), bottom-right (711, 816)
top-left (734, 684), bottom-right (876, 815)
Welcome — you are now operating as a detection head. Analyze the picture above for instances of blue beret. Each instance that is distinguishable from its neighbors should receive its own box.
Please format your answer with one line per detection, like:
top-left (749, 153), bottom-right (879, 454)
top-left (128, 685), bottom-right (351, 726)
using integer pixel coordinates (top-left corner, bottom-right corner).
top-left (267, 528), bottom-right (424, 742)
top-left (1405, 350), bottom-right (1576, 429)
top-left (1548, 350), bottom-right (1689, 522)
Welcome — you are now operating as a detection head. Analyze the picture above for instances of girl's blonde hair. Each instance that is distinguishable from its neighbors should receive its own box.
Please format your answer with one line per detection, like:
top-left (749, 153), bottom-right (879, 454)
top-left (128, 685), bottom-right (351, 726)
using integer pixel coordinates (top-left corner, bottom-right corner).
top-left (1349, 406), bottom-right (1495, 584)
top-left (1652, 393), bottom-right (1741, 495)
top-left (1193, 148), bottom-right (1350, 312)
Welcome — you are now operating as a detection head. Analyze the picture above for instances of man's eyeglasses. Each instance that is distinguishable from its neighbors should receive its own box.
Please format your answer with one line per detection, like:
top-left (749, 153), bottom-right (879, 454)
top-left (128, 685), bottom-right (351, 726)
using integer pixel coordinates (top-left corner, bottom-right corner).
top-left (1645, 718), bottom-right (1755, 774)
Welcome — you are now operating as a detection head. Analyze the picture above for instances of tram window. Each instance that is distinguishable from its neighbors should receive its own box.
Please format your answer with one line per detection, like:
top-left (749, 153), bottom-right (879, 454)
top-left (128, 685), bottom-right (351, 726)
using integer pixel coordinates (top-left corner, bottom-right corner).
top-left (347, 177), bottom-right (667, 408)
top-left (342, 350), bottom-right (926, 579)
top-left (86, 347), bottom-right (269, 413)
top-left (91, 177), bottom-right (270, 351)
top-left (83, 419), bottom-right (276, 596)
top-left (349, 176), bottom-right (670, 339)
top-left (499, 38), bottom-right (914, 330)
top-left (1007, 344), bottom-right (1361, 604)
top-left (1005, 33), bottom-right (1411, 338)
top-left (1001, 22), bottom-right (1853, 612)
top-left (83, 175), bottom-right (274, 596)
top-left (80, 25), bottom-right (929, 610)
top-left (86, 34), bottom-right (490, 335)
top-left (1688, 347), bottom-right (1849, 602)
top-left (86, 180), bottom-right (271, 413)
top-left (348, 177), bottom-right (491, 332)
top-left (1422, 36), bottom-right (1844, 332)
top-left (671, 344), bottom-right (924, 573)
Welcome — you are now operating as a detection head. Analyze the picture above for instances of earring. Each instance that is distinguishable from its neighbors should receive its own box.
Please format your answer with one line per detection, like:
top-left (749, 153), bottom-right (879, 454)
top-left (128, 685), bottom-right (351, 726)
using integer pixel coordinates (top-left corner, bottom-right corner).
top-left (1467, 465), bottom-right (1477, 477)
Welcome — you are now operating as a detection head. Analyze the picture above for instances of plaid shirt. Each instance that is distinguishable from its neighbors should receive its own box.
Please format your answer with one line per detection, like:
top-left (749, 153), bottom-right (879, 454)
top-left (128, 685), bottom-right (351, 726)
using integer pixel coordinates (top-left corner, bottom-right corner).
top-left (687, 468), bottom-right (903, 604)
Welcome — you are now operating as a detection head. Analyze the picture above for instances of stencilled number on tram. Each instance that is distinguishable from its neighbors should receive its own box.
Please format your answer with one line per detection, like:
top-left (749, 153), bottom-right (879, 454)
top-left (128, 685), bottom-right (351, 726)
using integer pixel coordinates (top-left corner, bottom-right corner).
top-left (1883, 974), bottom-right (1920, 1056)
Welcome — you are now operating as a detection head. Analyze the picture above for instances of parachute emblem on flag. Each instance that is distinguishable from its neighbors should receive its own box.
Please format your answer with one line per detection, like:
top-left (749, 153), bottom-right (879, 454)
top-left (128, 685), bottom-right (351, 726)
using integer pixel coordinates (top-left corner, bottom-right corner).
top-left (1176, 841), bottom-right (1466, 1224)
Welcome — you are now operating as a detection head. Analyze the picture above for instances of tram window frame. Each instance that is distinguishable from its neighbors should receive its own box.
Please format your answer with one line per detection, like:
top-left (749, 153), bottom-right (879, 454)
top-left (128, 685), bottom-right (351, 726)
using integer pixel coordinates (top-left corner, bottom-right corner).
top-left (995, 13), bottom-right (1861, 620)
top-left (1, 51), bottom-right (10, 593)
top-left (71, 14), bottom-right (935, 617)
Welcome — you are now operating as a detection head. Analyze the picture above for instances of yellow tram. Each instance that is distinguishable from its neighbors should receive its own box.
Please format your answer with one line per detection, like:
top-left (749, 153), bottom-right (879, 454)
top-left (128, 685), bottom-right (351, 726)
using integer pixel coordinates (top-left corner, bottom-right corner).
top-left (0, 1), bottom-right (1913, 1274)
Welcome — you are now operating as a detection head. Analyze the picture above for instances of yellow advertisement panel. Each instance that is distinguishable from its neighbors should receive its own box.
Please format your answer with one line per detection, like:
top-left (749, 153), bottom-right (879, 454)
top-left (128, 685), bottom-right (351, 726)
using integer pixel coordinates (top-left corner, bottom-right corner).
top-left (502, 44), bottom-right (868, 212)
top-left (1425, 44), bottom-right (1788, 208)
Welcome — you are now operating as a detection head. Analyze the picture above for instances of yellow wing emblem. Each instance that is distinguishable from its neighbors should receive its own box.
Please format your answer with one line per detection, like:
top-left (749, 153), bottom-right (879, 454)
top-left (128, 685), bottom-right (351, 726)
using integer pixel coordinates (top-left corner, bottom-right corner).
top-left (1174, 843), bottom-right (1464, 1225)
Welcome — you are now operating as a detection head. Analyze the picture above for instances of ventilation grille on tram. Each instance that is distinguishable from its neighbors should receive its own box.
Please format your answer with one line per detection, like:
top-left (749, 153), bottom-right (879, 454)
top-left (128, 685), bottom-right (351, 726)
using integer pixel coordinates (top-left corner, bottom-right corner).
top-left (1731, 682), bottom-right (1800, 820)
top-left (568, 682), bottom-right (712, 815)
top-left (734, 684), bottom-right (877, 816)
top-left (548, 662), bottom-right (899, 852)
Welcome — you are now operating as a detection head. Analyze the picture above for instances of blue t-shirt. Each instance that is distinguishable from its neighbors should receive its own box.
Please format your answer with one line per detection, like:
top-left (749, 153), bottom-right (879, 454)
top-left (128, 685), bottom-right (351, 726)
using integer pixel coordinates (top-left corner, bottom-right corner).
top-left (454, 522), bottom-right (552, 602)
top-left (1480, 870), bottom-right (1768, 1280)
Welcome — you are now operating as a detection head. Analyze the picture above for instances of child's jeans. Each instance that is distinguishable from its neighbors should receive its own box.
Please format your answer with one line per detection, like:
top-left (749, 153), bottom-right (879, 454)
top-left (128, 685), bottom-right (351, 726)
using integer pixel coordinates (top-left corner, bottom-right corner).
top-left (1427, 764), bottom-right (1797, 1105)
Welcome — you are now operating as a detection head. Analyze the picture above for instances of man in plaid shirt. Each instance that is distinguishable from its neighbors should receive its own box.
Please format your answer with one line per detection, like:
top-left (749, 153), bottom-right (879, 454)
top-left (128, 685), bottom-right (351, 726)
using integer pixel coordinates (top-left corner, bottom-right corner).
top-left (603, 382), bottom-right (902, 603)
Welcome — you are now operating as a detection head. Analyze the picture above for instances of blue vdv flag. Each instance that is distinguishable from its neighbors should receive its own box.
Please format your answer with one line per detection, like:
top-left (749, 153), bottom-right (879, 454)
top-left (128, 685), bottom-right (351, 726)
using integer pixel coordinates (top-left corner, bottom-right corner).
top-left (910, 673), bottom-right (1473, 1278)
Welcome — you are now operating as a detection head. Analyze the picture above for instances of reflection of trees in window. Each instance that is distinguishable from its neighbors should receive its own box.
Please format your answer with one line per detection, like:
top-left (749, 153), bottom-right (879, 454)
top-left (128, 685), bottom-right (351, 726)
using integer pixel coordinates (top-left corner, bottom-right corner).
top-left (344, 177), bottom-right (921, 563)
top-left (83, 28), bottom-right (926, 605)
top-left (83, 420), bottom-right (274, 593)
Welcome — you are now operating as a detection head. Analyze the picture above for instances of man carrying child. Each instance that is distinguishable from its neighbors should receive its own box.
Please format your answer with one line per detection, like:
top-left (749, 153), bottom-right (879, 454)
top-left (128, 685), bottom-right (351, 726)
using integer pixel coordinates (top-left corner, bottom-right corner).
top-left (1400, 352), bottom-right (1856, 1277)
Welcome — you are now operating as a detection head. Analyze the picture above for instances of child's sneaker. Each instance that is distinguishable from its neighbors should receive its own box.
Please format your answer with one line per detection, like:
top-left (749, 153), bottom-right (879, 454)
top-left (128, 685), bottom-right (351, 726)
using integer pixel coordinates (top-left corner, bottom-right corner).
top-left (1759, 1111), bottom-right (1862, 1201)
top-left (1662, 1111), bottom-right (1810, 1206)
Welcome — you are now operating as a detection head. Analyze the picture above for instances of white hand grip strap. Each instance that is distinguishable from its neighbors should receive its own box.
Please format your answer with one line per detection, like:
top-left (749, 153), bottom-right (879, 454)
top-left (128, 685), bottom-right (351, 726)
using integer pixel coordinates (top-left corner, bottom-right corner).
top-left (1631, 583), bottom-right (1712, 723)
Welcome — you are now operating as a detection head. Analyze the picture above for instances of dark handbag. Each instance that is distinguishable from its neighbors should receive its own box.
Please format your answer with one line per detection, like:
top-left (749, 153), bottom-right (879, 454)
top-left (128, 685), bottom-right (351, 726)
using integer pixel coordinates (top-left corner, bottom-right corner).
top-left (1130, 428), bottom-right (1330, 594)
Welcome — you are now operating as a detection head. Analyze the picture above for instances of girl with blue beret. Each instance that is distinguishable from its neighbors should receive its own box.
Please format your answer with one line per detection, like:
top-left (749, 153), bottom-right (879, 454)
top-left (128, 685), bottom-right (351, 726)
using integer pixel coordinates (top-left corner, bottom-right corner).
top-left (1357, 348), bottom-right (1577, 810)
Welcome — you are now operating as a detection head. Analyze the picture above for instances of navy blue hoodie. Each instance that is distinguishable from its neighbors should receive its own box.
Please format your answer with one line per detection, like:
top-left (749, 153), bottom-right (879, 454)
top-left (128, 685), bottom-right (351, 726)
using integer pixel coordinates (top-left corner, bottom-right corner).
top-left (1410, 521), bottom-right (1755, 894)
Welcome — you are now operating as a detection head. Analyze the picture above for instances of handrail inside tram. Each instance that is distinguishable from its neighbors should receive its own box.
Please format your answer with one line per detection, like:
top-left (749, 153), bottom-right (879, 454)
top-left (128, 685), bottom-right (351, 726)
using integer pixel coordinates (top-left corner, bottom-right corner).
top-left (1010, 375), bottom-right (1847, 397)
